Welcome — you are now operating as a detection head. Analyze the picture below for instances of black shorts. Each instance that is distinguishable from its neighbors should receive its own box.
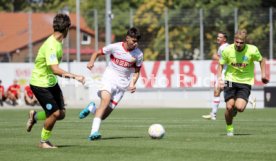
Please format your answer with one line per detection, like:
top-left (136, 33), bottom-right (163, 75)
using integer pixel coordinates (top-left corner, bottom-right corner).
top-left (224, 81), bottom-right (251, 102)
top-left (30, 84), bottom-right (65, 116)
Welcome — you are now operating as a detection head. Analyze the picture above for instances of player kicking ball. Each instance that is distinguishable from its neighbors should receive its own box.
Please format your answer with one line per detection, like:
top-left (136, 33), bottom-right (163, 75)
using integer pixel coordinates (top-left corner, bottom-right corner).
top-left (79, 27), bottom-right (143, 141)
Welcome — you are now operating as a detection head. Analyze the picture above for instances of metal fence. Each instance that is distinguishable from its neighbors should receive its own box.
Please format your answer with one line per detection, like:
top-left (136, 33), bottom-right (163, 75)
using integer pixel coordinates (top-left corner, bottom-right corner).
top-left (85, 7), bottom-right (275, 61)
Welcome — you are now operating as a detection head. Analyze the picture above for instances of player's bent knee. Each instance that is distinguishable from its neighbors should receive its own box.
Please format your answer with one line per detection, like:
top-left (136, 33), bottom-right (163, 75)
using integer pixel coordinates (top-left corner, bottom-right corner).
top-left (236, 106), bottom-right (245, 112)
top-left (214, 92), bottom-right (220, 97)
top-left (214, 89), bottom-right (221, 96)
top-left (53, 110), bottom-right (66, 120)
top-left (58, 110), bottom-right (66, 120)
top-left (226, 105), bottom-right (233, 111)
top-left (58, 113), bottom-right (65, 120)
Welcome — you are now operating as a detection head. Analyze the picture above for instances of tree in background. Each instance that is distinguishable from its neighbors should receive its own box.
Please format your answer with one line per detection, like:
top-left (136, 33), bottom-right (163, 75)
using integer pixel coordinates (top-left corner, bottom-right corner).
top-left (133, 0), bottom-right (273, 60)
top-left (0, 0), bottom-right (275, 60)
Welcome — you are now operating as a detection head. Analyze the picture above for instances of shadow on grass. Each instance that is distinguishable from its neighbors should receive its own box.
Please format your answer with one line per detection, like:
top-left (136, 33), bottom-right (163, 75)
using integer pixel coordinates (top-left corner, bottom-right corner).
top-left (234, 133), bottom-right (252, 136)
top-left (101, 136), bottom-right (143, 140)
top-left (56, 145), bottom-right (79, 148)
top-left (220, 133), bottom-right (252, 136)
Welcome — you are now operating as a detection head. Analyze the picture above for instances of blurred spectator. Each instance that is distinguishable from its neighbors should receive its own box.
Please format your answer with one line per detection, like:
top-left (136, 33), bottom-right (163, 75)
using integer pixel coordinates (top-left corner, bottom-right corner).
top-left (6, 79), bottom-right (21, 106)
top-left (24, 85), bottom-right (38, 106)
top-left (0, 80), bottom-right (6, 106)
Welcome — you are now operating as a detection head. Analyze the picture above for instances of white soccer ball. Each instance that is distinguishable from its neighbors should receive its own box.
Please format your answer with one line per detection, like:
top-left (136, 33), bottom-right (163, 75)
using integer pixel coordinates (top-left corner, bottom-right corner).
top-left (148, 124), bottom-right (165, 139)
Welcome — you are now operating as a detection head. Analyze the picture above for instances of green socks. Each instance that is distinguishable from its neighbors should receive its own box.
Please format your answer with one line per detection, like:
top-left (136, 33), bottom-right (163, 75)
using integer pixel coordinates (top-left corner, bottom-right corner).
top-left (226, 124), bottom-right (234, 132)
top-left (36, 111), bottom-right (46, 120)
top-left (36, 112), bottom-right (49, 142)
top-left (41, 128), bottom-right (52, 142)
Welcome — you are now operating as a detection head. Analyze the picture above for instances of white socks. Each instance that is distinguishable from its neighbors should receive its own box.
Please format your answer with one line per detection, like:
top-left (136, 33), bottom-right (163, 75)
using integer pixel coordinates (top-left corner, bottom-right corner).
top-left (88, 102), bottom-right (97, 115)
top-left (91, 117), bottom-right (101, 134)
top-left (211, 97), bottom-right (220, 115)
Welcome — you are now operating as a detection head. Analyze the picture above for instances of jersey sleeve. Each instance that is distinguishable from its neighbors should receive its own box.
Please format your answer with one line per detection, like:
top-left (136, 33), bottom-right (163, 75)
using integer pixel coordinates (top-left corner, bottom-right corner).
top-left (219, 50), bottom-right (227, 65)
top-left (251, 46), bottom-right (262, 62)
top-left (45, 45), bottom-right (59, 65)
top-left (217, 47), bottom-right (222, 57)
top-left (102, 44), bottom-right (114, 55)
top-left (135, 52), bottom-right (143, 68)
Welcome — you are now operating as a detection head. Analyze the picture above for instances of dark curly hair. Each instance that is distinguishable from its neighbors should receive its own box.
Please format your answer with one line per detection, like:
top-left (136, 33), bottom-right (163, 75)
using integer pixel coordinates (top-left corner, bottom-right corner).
top-left (127, 27), bottom-right (141, 41)
top-left (53, 13), bottom-right (71, 33)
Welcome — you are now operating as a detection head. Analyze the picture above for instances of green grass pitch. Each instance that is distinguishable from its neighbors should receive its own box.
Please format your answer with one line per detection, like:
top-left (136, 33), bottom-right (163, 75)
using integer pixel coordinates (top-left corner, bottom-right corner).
top-left (0, 108), bottom-right (276, 161)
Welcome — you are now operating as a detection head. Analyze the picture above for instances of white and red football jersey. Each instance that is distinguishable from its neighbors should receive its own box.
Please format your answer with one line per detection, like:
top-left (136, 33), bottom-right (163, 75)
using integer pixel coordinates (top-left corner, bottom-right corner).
top-left (217, 43), bottom-right (229, 58)
top-left (101, 42), bottom-right (143, 89)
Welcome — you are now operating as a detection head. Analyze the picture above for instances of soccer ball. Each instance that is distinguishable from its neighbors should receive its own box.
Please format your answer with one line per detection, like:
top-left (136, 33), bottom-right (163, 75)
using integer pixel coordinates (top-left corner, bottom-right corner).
top-left (148, 124), bottom-right (165, 139)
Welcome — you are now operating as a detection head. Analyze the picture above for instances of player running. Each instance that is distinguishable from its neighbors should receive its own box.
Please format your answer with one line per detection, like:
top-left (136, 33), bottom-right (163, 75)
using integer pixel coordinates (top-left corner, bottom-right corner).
top-left (79, 27), bottom-right (143, 141)
top-left (202, 31), bottom-right (256, 120)
top-left (26, 13), bottom-right (85, 148)
top-left (218, 29), bottom-right (268, 136)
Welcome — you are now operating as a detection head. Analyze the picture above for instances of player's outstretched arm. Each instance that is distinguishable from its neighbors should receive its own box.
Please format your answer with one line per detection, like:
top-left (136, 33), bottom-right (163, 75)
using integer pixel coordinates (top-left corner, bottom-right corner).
top-left (260, 58), bottom-right (269, 84)
top-left (128, 68), bottom-right (140, 93)
top-left (217, 64), bottom-right (224, 89)
top-left (87, 50), bottom-right (103, 70)
top-left (50, 64), bottom-right (85, 84)
top-left (212, 53), bottom-right (220, 61)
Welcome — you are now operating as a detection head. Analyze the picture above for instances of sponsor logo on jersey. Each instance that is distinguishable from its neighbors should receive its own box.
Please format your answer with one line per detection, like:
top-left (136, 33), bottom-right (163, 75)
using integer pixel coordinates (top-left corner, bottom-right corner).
top-left (231, 62), bottom-right (248, 68)
top-left (111, 55), bottom-right (135, 68)
top-left (50, 53), bottom-right (57, 63)
top-left (242, 56), bottom-right (248, 61)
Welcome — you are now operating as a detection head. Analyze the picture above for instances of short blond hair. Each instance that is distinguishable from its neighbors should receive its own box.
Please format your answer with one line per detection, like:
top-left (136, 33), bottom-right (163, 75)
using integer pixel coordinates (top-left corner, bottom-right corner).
top-left (235, 29), bottom-right (247, 41)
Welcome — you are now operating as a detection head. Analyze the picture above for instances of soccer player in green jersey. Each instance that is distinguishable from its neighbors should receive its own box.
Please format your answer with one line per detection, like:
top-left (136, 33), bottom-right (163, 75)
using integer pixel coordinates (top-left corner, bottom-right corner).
top-left (26, 13), bottom-right (85, 148)
top-left (217, 29), bottom-right (269, 136)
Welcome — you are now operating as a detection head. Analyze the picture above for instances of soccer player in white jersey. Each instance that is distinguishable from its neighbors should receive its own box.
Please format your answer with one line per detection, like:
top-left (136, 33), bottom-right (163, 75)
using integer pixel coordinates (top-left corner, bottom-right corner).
top-left (202, 32), bottom-right (229, 120)
top-left (79, 27), bottom-right (143, 140)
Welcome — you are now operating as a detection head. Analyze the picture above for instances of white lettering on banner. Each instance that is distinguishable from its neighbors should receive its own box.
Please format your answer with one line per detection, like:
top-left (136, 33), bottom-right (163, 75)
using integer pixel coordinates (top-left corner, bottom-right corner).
top-left (0, 60), bottom-right (274, 88)
top-left (137, 60), bottom-right (274, 88)
top-left (139, 61), bottom-right (200, 88)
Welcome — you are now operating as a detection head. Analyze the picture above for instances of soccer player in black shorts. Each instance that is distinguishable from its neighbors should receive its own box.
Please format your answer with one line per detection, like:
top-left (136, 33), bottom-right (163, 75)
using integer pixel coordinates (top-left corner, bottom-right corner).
top-left (217, 29), bottom-right (269, 136)
top-left (26, 13), bottom-right (85, 148)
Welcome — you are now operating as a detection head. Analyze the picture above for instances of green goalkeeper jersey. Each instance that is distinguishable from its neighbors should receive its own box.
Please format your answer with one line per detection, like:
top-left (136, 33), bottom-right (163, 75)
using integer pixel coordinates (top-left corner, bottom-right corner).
top-left (30, 35), bottom-right (63, 87)
top-left (219, 44), bottom-right (262, 85)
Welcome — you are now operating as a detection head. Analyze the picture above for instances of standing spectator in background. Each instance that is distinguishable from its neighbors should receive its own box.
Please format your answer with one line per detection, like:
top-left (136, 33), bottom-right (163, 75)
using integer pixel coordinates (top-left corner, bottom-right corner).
top-left (24, 85), bottom-right (38, 106)
top-left (6, 79), bottom-right (21, 106)
top-left (0, 80), bottom-right (6, 106)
